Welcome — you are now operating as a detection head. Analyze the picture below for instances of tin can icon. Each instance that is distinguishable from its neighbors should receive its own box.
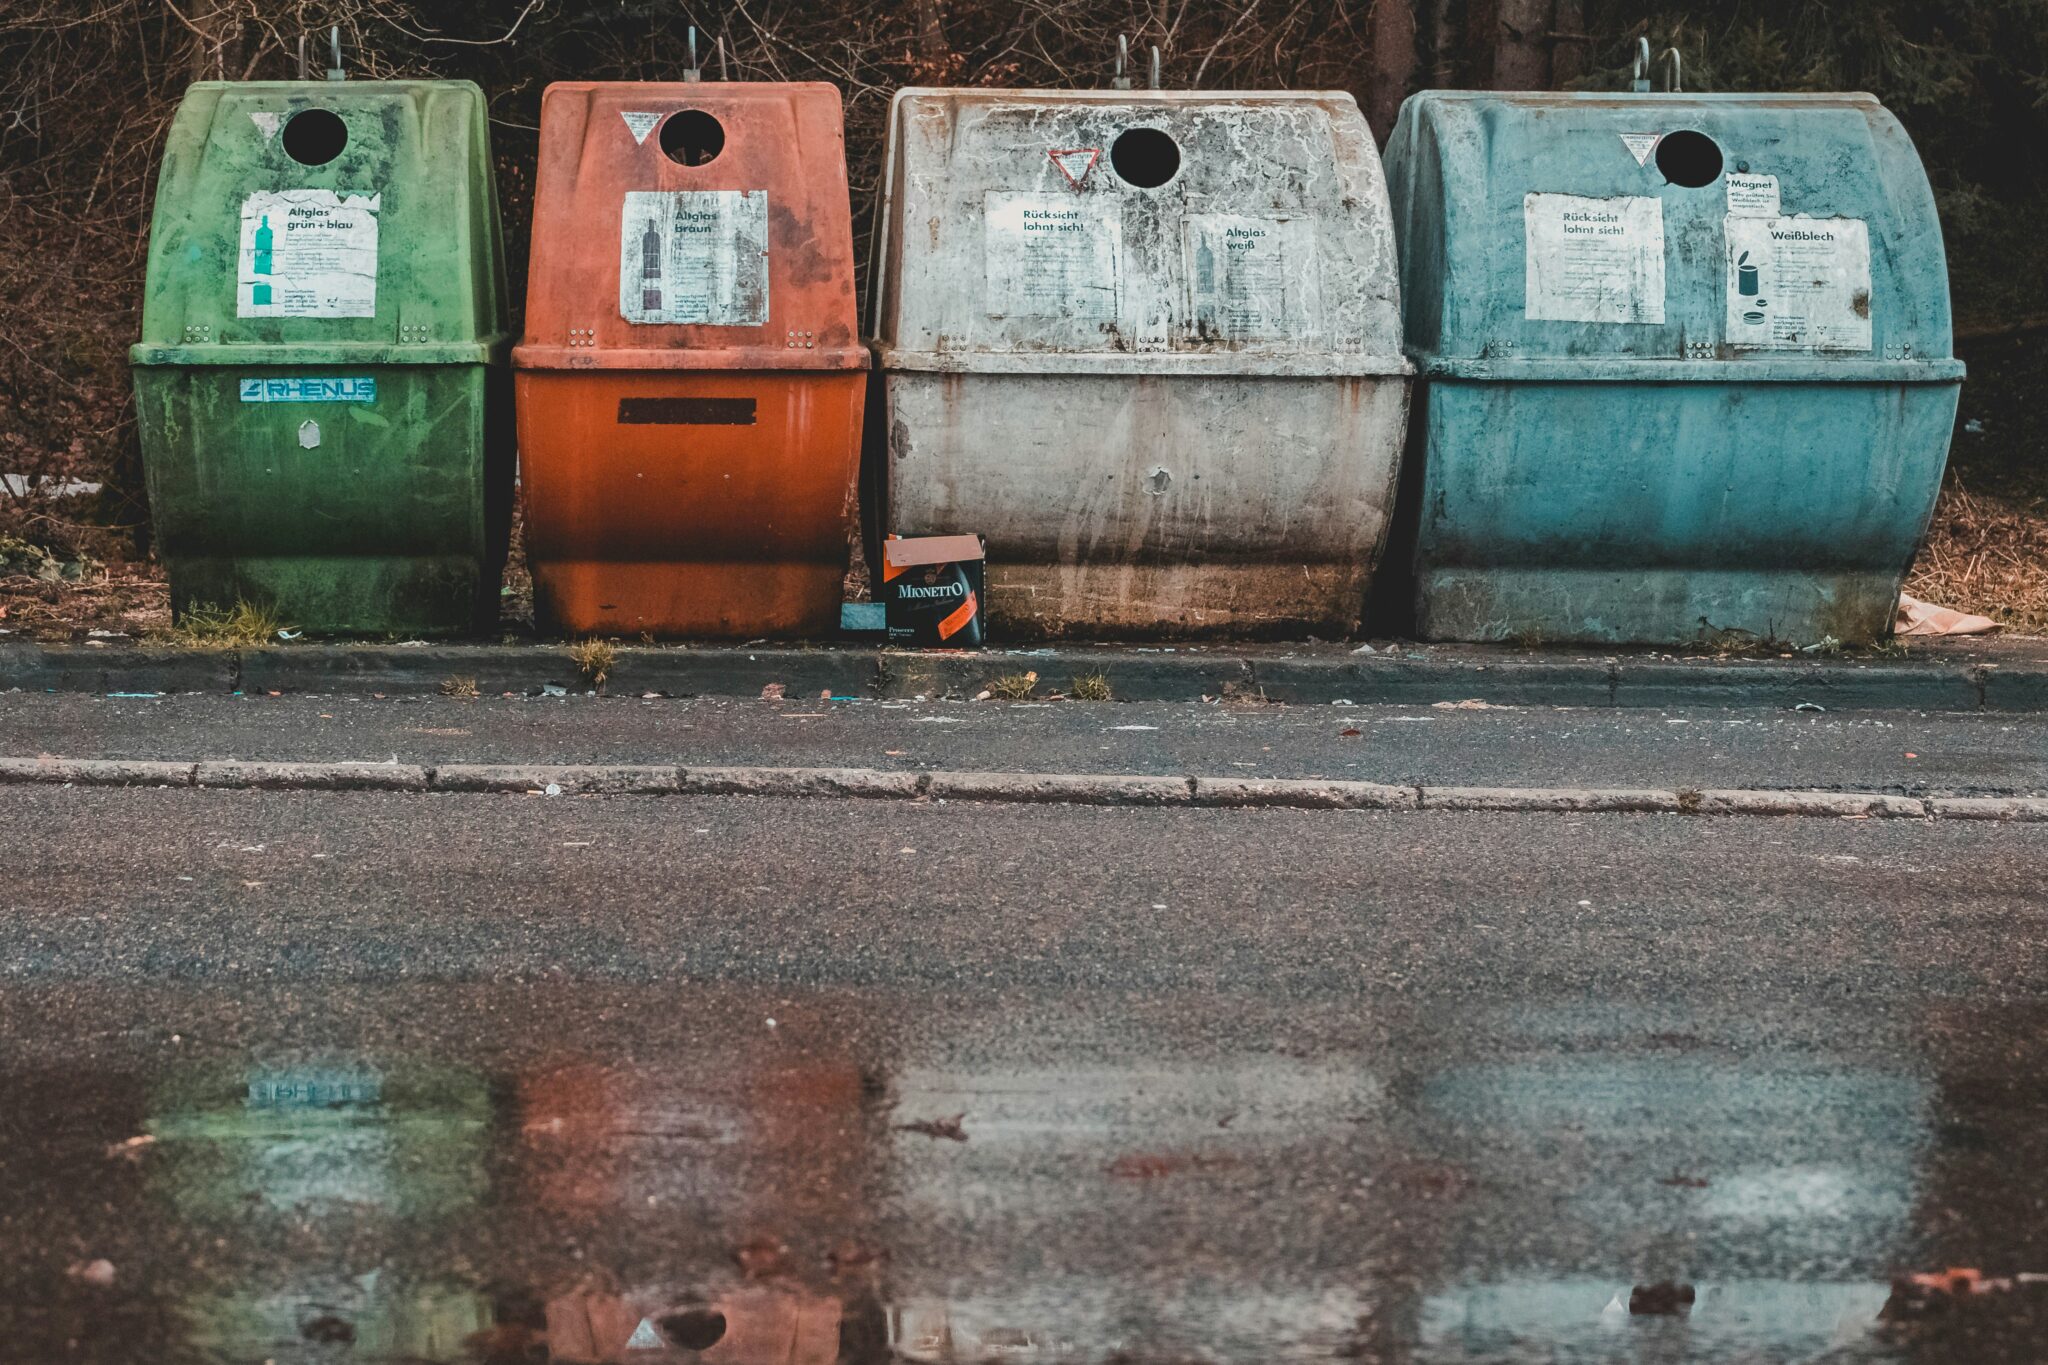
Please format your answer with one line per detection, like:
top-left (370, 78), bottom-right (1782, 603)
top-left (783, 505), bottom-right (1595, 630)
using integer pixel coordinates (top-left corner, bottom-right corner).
top-left (1737, 252), bottom-right (1760, 297)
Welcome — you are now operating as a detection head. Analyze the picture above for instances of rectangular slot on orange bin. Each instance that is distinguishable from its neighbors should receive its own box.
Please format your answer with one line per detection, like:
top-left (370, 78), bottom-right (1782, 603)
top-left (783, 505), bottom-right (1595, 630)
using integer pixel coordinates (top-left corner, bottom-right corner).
top-left (617, 396), bottom-right (757, 425)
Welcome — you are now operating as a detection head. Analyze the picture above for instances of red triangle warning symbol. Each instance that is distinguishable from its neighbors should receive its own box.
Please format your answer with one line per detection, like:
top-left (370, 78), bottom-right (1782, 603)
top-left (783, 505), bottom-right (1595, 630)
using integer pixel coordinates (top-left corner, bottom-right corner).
top-left (1049, 148), bottom-right (1100, 188)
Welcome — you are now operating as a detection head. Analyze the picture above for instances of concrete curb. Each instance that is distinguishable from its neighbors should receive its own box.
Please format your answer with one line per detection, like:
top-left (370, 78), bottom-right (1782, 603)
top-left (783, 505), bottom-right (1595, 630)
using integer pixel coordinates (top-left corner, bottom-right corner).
top-left (6, 755), bottom-right (2048, 821)
top-left (4, 639), bottom-right (2043, 711)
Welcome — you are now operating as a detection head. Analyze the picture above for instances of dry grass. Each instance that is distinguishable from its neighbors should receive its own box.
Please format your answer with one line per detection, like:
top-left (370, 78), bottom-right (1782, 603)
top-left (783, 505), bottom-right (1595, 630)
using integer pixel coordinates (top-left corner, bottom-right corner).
top-left (439, 675), bottom-right (479, 699)
top-left (1908, 478), bottom-right (2048, 634)
top-left (985, 671), bottom-right (1039, 700)
top-left (1068, 672), bottom-right (1113, 702)
top-left (175, 599), bottom-right (285, 648)
top-left (569, 637), bottom-right (617, 690)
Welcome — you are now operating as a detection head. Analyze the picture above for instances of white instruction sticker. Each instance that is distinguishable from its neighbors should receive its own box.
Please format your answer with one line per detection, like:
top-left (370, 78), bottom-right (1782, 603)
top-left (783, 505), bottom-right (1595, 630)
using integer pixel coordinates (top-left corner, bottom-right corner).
top-left (1725, 173), bottom-right (1781, 218)
top-left (1725, 216), bottom-right (1873, 352)
top-left (984, 192), bottom-right (1121, 321)
top-left (237, 189), bottom-right (380, 319)
top-left (1523, 192), bottom-right (1665, 325)
top-left (1619, 133), bottom-right (1661, 167)
top-left (619, 190), bottom-right (769, 326)
top-left (1184, 214), bottom-right (1319, 340)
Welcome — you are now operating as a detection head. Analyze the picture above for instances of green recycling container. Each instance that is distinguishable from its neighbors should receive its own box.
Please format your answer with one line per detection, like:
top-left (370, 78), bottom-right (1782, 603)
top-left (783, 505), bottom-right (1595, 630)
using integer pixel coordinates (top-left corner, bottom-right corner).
top-left (131, 80), bottom-right (513, 635)
top-left (1383, 92), bottom-right (1964, 646)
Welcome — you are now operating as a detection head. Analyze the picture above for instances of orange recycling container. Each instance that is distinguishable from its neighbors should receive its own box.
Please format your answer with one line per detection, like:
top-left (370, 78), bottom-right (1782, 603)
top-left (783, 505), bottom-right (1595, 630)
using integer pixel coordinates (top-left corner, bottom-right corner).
top-left (514, 82), bottom-right (866, 636)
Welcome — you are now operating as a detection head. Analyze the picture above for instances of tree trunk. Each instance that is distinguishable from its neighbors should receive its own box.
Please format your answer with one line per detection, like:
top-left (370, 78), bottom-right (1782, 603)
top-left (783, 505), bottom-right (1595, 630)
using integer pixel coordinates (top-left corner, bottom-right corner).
top-left (1463, 0), bottom-right (1498, 85)
top-left (1491, 0), bottom-right (1552, 89)
top-left (183, 0), bottom-right (238, 83)
top-left (911, 0), bottom-right (949, 67)
top-left (1418, 0), bottom-right (1464, 86)
top-left (1367, 0), bottom-right (1417, 143)
top-left (1550, 0), bottom-right (1588, 87)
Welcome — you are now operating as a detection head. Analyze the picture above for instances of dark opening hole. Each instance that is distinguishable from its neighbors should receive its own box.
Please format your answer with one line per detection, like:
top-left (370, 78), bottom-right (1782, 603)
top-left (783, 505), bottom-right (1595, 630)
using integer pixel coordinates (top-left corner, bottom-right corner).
top-left (659, 1310), bottom-right (727, 1351)
top-left (1655, 130), bottom-right (1723, 188)
top-left (281, 108), bottom-right (347, 166)
top-left (660, 109), bottom-right (726, 166)
top-left (1110, 127), bottom-right (1180, 189)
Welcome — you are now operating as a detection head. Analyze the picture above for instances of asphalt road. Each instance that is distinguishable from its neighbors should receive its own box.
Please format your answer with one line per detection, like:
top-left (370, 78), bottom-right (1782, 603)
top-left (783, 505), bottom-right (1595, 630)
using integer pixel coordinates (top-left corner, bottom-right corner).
top-left (5, 785), bottom-right (2048, 1362)
top-left (5, 691), bottom-right (2047, 794)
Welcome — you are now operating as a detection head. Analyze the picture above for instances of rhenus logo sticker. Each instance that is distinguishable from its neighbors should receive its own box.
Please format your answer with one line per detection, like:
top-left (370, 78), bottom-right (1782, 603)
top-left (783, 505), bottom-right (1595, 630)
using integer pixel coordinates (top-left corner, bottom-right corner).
top-left (239, 377), bottom-right (377, 403)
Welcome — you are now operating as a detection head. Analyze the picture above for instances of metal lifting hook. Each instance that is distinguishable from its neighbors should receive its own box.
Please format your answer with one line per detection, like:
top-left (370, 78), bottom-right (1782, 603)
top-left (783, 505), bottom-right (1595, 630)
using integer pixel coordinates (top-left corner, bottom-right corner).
top-left (1113, 35), bottom-right (1133, 91)
top-left (1629, 36), bottom-right (1652, 92)
top-left (685, 25), bottom-right (702, 82)
top-left (325, 25), bottom-right (345, 82)
top-left (1662, 47), bottom-right (1684, 93)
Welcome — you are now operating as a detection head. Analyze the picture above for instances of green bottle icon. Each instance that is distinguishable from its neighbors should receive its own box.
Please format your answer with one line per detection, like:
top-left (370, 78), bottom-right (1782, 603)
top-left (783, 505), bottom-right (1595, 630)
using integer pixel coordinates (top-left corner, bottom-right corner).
top-left (252, 213), bottom-right (274, 306)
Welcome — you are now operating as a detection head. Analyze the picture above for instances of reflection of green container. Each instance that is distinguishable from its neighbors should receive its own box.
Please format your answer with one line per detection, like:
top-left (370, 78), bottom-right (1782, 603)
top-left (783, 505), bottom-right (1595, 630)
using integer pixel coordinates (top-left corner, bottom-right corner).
top-left (130, 81), bottom-right (513, 635)
top-left (184, 1279), bottom-right (492, 1362)
top-left (1385, 93), bottom-right (1964, 645)
top-left (147, 1060), bottom-right (492, 1221)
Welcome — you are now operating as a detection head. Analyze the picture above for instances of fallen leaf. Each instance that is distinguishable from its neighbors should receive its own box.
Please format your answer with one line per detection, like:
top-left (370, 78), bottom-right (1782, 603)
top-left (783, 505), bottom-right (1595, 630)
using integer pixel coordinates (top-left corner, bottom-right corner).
top-left (897, 1113), bottom-right (968, 1142)
top-left (760, 683), bottom-right (787, 700)
top-left (66, 1259), bottom-right (115, 1287)
top-left (1340, 727), bottom-right (1362, 738)
top-left (733, 1234), bottom-right (791, 1278)
top-left (105, 1135), bottom-right (157, 1162)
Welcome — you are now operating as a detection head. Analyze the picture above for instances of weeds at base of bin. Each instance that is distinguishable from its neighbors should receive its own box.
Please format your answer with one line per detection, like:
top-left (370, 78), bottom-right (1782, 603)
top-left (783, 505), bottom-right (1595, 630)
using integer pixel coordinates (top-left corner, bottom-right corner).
top-left (570, 638), bottom-right (617, 691)
top-left (1512, 627), bottom-right (1547, 651)
top-left (439, 675), bottom-right (479, 699)
top-left (1069, 672), bottom-right (1113, 702)
top-left (1677, 785), bottom-right (1704, 813)
top-left (1220, 680), bottom-right (1276, 706)
top-left (986, 671), bottom-right (1038, 700)
top-left (175, 599), bottom-right (284, 648)
top-left (1908, 477), bottom-right (2048, 634)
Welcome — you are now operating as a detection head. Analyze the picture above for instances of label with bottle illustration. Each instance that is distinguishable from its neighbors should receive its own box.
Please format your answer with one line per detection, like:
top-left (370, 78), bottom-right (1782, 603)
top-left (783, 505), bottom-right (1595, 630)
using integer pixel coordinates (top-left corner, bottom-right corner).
top-left (1725, 214), bottom-right (1872, 352)
top-left (1183, 214), bottom-right (1318, 341)
top-left (618, 190), bottom-right (769, 326)
top-left (237, 189), bottom-right (380, 318)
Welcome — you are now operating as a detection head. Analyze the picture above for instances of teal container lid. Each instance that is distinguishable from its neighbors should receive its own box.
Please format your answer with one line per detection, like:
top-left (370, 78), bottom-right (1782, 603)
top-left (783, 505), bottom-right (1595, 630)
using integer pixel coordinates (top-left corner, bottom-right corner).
top-left (1385, 91), bottom-right (1962, 383)
top-left (132, 80), bottom-right (509, 366)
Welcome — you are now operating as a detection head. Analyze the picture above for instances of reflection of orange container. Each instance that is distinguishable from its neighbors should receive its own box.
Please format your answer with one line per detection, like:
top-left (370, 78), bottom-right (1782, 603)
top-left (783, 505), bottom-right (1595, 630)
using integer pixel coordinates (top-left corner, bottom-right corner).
top-left (515, 83), bottom-right (866, 636)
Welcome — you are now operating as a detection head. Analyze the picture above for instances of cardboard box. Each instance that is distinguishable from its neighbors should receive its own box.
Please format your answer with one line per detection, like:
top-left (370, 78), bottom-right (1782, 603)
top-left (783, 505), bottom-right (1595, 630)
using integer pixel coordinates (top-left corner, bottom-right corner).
top-left (881, 535), bottom-right (985, 646)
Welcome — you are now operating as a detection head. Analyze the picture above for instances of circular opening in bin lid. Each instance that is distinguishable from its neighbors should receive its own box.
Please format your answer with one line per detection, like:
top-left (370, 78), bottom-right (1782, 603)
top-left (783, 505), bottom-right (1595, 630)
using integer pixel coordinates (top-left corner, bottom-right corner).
top-left (660, 109), bottom-right (726, 167)
top-left (1110, 127), bottom-right (1180, 189)
top-left (281, 108), bottom-right (348, 166)
top-left (1655, 129), bottom-right (1723, 188)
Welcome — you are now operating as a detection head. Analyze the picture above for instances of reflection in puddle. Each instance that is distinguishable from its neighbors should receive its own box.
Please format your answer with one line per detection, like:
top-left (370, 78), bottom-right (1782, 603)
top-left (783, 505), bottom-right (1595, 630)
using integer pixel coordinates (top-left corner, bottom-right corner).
top-left (148, 1058), bottom-right (490, 1217)
top-left (7, 997), bottom-right (2045, 1364)
top-left (1420, 1278), bottom-right (1893, 1361)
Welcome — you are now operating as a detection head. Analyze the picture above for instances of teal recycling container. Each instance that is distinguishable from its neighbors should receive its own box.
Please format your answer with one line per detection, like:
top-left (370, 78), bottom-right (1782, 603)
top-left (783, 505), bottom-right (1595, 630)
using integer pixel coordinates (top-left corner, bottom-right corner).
top-left (1383, 92), bottom-right (1964, 645)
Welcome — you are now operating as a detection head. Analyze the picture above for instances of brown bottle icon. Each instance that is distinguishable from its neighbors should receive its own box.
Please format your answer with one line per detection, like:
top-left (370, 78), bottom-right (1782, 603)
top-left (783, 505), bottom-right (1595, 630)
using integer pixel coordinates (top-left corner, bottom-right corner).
top-left (641, 216), bottom-right (663, 312)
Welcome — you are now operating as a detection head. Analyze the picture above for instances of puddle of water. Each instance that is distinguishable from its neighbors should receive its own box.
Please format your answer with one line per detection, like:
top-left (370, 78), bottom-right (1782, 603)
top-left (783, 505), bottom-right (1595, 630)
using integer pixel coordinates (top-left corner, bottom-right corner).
top-left (5, 994), bottom-right (2048, 1363)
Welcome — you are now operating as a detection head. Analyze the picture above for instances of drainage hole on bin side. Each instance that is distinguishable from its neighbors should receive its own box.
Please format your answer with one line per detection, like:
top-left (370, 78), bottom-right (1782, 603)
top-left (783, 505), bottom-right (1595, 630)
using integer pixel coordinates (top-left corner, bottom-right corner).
top-left (1110, 127), bottom-right (1180, 188)
top-left (282, 109), bottom-right (348, 166)
top-left (660, 109), bottom-right (726, 166)
top-left (1655, 129), bottom-right (1723, 188)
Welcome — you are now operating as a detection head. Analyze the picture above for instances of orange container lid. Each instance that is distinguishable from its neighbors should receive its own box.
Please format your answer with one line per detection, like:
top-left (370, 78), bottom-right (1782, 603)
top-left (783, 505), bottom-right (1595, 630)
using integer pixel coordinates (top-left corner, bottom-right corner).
top-left (515, 81), bottom-right (866, 372)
